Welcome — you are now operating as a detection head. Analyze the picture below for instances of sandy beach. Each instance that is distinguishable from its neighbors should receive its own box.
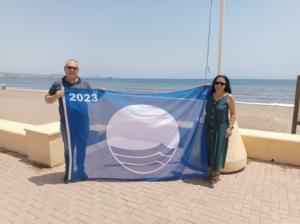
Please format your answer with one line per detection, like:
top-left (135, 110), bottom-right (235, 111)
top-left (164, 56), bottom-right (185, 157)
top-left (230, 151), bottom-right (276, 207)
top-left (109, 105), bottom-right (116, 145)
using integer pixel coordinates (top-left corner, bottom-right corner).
top-left (0, 89), bottom-right (298, 134)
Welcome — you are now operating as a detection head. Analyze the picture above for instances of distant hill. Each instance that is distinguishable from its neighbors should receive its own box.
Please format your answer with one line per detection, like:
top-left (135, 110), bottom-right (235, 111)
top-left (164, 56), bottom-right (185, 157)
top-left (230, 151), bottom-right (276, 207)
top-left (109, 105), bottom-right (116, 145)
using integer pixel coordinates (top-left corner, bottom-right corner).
top-left (0, 72), bottom-right (63, 78)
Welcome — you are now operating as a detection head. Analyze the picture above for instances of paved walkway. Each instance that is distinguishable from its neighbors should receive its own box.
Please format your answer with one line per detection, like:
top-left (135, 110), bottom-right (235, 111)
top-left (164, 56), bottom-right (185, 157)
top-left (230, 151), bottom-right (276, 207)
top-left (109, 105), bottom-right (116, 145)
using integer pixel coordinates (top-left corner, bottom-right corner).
top-left (0, 148), bottom-right (300, 224)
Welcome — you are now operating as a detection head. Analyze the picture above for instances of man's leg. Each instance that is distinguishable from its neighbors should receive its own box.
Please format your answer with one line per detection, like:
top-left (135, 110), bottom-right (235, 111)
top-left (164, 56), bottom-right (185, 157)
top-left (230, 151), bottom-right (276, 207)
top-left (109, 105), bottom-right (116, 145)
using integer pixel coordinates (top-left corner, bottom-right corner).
top-left (75, 121), bottom-right (89, 179)
top-left (60, 123), bottom-right (70, 183)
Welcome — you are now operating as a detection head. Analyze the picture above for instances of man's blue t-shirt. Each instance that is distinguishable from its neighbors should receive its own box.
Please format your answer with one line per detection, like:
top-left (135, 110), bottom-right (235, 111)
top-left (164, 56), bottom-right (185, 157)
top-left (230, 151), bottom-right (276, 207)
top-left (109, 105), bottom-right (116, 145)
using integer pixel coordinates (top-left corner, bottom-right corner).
top-left (48, 76), bottom-right (91, 125)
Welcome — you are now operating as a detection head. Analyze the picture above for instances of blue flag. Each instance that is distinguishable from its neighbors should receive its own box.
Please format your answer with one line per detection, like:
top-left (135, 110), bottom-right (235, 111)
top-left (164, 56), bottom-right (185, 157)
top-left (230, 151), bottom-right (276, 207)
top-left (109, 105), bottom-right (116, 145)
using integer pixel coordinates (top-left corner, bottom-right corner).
top-left (63, 86), bottom-right (210, 181)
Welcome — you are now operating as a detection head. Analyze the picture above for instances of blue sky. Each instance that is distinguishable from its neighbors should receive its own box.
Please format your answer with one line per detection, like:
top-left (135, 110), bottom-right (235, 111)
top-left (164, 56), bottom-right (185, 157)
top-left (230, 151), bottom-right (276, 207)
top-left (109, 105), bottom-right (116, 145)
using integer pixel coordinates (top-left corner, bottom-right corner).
top-left (0, 0), bottom-right (299, 79)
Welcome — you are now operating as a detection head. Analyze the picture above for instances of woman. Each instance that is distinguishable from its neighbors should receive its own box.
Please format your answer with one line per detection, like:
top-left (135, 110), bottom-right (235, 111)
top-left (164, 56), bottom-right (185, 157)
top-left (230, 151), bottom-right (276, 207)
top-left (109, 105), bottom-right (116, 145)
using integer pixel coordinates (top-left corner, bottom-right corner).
top-left (205, 75), bottom-right (236, 183)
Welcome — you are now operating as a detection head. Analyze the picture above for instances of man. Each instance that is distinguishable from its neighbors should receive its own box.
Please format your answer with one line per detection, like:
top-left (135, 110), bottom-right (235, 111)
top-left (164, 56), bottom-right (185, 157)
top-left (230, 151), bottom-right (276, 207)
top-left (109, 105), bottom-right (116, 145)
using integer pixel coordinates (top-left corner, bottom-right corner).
top-left (45, 59), bottom-right (91, 183)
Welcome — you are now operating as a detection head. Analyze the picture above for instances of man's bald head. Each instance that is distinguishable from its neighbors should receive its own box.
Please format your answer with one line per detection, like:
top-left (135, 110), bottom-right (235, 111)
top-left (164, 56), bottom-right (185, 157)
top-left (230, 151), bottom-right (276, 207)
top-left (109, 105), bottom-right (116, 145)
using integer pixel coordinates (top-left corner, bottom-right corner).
top-left (64, 59), bottom-right (80, 84)
top-left (65, 59), bottom-right (79, 67)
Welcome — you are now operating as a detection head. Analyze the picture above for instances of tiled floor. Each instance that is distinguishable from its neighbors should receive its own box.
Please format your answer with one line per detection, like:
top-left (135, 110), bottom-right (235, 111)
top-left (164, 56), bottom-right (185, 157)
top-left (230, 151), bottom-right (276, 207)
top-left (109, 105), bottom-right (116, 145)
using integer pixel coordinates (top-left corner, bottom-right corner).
top-left (0, 148), bottom-right (300, 224)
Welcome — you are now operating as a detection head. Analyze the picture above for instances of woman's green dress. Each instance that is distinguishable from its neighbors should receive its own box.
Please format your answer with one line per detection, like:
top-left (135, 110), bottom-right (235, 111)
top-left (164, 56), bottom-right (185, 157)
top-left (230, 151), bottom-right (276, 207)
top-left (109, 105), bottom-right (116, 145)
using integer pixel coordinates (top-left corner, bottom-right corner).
top-left (205, 93), bottom-right (229, 172)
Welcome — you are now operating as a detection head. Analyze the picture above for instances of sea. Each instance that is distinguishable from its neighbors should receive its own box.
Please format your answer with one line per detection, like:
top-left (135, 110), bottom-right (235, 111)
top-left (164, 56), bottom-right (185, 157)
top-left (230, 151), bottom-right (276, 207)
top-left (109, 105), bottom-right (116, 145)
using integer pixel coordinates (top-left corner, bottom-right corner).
top-left (0, 76), bottom-right (296, 107)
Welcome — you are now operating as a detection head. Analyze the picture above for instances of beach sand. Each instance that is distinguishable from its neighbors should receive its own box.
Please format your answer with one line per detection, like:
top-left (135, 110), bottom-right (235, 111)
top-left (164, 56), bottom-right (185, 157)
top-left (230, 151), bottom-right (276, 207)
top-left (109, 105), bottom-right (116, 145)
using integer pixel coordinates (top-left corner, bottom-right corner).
top-left (0, 89), bottom-right (298, 134)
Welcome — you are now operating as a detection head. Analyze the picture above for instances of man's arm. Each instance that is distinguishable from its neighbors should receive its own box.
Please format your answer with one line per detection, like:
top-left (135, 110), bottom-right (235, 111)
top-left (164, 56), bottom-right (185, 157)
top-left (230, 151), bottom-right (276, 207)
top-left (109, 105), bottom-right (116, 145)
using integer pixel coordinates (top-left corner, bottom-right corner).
top-left (44, 90), bottom-right (64, 104)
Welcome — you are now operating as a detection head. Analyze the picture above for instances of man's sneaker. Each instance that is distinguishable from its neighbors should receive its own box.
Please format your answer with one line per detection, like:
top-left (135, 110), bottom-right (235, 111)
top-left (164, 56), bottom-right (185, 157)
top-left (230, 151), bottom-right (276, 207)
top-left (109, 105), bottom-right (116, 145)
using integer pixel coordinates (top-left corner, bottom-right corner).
top-left (63, 174), bottom-right (69, 184)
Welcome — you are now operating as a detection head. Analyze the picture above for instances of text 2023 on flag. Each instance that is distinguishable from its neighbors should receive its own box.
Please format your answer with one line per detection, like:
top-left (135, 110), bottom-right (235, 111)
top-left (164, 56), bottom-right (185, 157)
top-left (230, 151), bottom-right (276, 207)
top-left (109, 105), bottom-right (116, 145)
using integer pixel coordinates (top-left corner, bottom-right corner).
top-left (63, 86), bottom-right (210, 181)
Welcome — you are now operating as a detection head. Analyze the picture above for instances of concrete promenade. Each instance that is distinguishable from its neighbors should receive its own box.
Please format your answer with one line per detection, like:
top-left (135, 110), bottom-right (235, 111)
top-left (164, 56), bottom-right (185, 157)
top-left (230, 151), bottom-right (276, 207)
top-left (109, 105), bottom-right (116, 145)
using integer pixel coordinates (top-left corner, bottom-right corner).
top-left (0, 148), bottom-right (300, 224)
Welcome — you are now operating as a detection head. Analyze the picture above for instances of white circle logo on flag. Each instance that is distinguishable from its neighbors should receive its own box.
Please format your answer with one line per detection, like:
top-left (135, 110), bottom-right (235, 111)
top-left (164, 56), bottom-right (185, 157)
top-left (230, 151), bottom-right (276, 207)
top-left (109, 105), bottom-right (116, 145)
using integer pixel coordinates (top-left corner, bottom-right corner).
top-left (106, 104), bottom-right (180, 174)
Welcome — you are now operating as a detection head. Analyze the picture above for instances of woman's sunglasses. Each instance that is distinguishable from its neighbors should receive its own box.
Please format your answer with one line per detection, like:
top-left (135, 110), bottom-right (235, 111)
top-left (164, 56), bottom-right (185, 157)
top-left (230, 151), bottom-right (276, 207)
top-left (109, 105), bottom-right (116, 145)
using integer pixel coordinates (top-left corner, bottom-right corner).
top-left (215, 81), bottom-right (226, 86)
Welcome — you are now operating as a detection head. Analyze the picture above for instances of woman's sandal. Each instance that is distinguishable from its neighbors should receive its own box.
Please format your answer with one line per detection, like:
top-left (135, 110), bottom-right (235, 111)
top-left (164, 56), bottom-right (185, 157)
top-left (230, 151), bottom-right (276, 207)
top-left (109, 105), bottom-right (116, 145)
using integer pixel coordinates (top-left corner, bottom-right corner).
top-left (210, 172), bottom-right (220, 184)
top-left (215, 172), bottom-right (220, 181)
top-left (210, 176), bottom-right (218, 184)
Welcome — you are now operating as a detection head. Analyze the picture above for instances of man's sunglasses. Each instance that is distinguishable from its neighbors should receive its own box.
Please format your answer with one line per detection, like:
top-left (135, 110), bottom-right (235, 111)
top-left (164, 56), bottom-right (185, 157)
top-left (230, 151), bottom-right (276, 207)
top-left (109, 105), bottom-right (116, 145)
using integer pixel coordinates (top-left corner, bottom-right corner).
top-left (215, 81), bottom-right (226, 86)
top-left (66, 66), bottom-right (78, 70)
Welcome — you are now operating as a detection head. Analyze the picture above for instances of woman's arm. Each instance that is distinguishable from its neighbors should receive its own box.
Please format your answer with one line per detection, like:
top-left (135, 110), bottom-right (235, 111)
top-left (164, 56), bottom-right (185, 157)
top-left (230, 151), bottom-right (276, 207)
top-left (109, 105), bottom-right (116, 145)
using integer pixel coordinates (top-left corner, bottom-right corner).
top-left (226, 94), bottom-right (237, 138)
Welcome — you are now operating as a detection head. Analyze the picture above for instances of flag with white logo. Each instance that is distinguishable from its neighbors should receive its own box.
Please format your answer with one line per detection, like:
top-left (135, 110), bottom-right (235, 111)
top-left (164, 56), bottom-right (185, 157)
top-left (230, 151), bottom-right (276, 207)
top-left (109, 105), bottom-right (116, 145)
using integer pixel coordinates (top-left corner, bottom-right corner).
top-left (63, 86), bottom-right (209, 181)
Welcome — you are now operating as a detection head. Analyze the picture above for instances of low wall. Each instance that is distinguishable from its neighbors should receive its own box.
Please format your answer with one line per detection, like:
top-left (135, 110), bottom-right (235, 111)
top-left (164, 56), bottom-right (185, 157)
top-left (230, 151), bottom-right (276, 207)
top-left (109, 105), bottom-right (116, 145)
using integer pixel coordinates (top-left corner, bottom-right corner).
top-left (0, 120), bottom-right (35, 155)
top-left (0, 119), bottom-right (64, 167)
top-left (25, 122), bottom-right (63, 167)
top-left (0, 119), bottom-right (299, 167)
top-left (240, 128), bottom-right (300, 166)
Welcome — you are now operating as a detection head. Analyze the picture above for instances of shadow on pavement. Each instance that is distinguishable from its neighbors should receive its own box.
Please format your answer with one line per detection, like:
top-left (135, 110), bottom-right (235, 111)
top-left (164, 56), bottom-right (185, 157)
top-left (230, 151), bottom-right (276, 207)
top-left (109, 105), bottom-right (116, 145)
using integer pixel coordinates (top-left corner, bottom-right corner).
top-left (29, 172), bottom-right (214, 187)
top-left (0, 148), bottom-right (46, 169)
top-left (182, 178), bottom-right (214, 189)
top-left (29, 172), bottom-right (65, 185)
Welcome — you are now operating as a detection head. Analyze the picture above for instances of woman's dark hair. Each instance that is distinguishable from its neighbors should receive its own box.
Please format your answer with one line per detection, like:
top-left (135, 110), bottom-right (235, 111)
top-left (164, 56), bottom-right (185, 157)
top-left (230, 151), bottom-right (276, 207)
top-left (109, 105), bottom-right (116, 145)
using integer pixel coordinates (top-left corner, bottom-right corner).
top-left (211, 74), bottom-right (232, 95)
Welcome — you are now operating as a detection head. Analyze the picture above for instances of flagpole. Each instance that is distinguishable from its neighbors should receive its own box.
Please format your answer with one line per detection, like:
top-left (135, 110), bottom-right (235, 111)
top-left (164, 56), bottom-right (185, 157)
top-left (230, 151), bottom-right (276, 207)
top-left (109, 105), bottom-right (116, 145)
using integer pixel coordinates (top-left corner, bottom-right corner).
top-left (219, 0), bottom-right (248, 174)
top-left (217, 0), bottom-right (225, 75)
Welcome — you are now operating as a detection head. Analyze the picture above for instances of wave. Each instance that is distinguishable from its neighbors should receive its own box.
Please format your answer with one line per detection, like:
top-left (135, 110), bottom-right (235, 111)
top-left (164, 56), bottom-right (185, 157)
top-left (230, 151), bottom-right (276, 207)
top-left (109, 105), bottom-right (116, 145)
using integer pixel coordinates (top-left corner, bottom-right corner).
top-left (114, 151), bottom-right (173, 164)
top-left (6, 87), bottom-right (47, 92)
top-left (113, 151), bottom-right (172, 159)
top-left (236, 101), bottom-right (294, 108)
top-left (122, 161), bottom-right (165, 166)
top-left (110, 144), bottom-right (175, 157)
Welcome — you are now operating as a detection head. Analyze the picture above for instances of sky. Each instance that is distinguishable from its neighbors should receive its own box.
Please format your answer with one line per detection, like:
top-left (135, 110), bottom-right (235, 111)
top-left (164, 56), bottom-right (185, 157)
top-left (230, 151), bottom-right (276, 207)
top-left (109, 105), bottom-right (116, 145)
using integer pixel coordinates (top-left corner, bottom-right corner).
top-left (0, 0), bottom-right (299, 79)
